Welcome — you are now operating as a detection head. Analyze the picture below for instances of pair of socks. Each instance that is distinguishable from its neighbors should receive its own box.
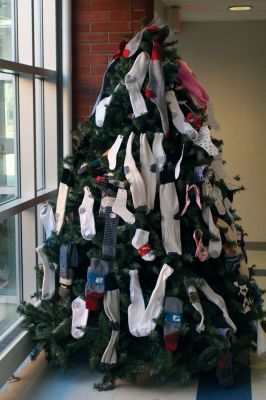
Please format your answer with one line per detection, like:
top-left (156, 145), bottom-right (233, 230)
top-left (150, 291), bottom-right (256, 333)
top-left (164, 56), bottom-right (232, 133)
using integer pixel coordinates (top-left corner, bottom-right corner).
top-left (78, 186), bottom-right (96, 240)
top-left (166, 90), bottom-right (198, 140)
top-left (145, 42), bottom-right (169, 136)
top-left (71, 297), bottom-right (89, 339)
top-left (101, 187), bottom-right (120, 258)
top-left (125, 51), bottom-right (150, 118)
top-left (55, 167), bottom-right (72, 235)
top-left (85, 258), bottom-right (109, 311)
top-left (40, 202), bottom-right (55, 238)
top-left (36, 244), bottom-right (55, 300)
top-left (101, 274), bottom-right (120, 368)
top-left (211, 148), bottom-right (242, 190)
top-left (132, 228), bottom-right (155, 261)
top-left (128, 264), bottom-right (174, 337)
top-left (164, 297), bottom-right (183, 351)
top-left (159, 170), bottom-right (182, 255)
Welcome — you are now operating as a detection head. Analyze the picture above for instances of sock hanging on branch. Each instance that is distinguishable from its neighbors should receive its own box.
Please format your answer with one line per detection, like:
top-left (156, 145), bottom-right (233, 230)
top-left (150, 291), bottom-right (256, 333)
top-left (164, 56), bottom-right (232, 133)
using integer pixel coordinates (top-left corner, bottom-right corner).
top-left (131, 228), bottom-right (155, 261)
top-left (164, 297), bottom-right (183, 351)
top-left (39, 202), bottom-right (55, 238)
top-left (211, 148), bottom-right (242, 190)
top-left (71, 297), bottom-right (89, 339)
top-left (59, 241), bottom-right (79, 286)
top-left (79, 186), bottom-right (96, 241)
top-left (108, 135), bottom-right (124, 171)
top-left (152, 132), bottom-right (166, 186)
top-left (36, 244), bottom-right (55, 300)
top-left (85, 258), bottom-right (110, 311)
top-left (112, 188), bottom-right (135, 224)
top-left (101, 187), bottom-right (120, 259)
top-left (140, 133), bottom-right (156, 212)
top-left (55, 167), bottom-right (72, 234)
top-left (184, 280), bottom-right (205, 333)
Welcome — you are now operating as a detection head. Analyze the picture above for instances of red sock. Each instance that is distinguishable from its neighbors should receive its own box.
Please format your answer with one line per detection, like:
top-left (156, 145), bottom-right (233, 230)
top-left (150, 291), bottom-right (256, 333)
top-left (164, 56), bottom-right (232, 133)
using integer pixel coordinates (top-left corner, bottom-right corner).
top-left (85, 292), bottom-right (103, 311)
top-left (164, 332), bottom-right (180, 352)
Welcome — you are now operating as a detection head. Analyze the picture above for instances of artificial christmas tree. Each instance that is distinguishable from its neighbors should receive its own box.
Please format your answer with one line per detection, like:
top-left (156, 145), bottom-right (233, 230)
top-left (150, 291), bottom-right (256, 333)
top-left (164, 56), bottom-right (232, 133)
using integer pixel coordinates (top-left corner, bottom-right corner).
top-left (19, 15), bottom-right (266, 391)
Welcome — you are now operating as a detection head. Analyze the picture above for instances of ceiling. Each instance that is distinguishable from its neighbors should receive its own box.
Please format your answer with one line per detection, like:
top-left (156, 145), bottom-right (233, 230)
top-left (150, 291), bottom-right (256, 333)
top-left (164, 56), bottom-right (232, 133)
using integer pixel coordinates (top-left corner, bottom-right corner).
top-left (161, 0), bottom-right (266, 21)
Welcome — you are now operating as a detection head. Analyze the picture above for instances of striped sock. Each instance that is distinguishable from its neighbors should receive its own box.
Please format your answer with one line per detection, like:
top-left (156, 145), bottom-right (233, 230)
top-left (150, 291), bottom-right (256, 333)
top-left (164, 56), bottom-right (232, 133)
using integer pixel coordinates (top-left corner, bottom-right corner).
top-left (101, 187), bottom-right (120, 259)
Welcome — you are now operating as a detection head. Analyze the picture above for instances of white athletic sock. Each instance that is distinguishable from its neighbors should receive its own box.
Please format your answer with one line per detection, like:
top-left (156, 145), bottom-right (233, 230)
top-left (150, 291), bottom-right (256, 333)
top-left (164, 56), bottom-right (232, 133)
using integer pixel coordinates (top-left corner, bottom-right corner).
top-left (193, 125), bottom-right (219, 157)
top-left (146, 43), bottom-right (169, 136)
top-left (200, 281), bottom-right (237, 332)
top-left (124, 132), bottom-right (147, 211)
top-left (55, 168), bottom-right (72, 235)
top-left (212, 185), bottom-right (226, 215)
top-left (175, 144), bottom-right (184, 179)
top-left (140, 133), bottom-right (156, 212)
top-left (159, 173), bottom-right (182, 255)
top-left (112, 188), bottom-right (135, 224)
top-left (132, 228), bottom-right (155, 261)
top-left (78, 186), bottom-right (96, 240)
top-left (202, 206), bottom-right (222, 258)
top-left (184, 282), bottom-right (205, 333)
top-left (166, 90), bottom-right (198, 140)
top-left (211, 149), bottom-right (242, 190)
top-left (71, 297), bottom-right (89, 339)
top-left (95, 95), bottom-right (112, 127)
top-left (40, 202), bottom-right (55, 238)
top-left (125, 51), bottom-right (150, 118)
top-left (108, 135), bottom-right (124, 170)
top-left (152, 132), bottom-right (166, 186)
top-left (36, 243), bottom-right (55, 300)
top-left (128, 264), bottom-right (174, 337)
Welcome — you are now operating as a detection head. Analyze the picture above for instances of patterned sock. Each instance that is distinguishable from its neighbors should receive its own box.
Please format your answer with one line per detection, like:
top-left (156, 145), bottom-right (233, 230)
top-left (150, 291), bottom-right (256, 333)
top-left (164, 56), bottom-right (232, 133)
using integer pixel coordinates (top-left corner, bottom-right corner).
top-left (159, 170), bottom-right (182, 255)
top-left (101, 187), bottom-right (120, 258)
top-left (193, 125), bottom-right (219, 156)
top-left (112, 188), bottom-right (135, 224)
top-left (140, 133), bottom-right (156, 212)
top-left (36, 244), bottom-right (55, 300)
top-left (71, 297), bottom-right (89, 339)
top-left (131, 228), bottom-right (155, 261)
top-left (39, 202), bottom-right (55, 238)
top-left (125, 51), bottom-right (150, 118)
top-left (146, 42), bottom-right (169, 136)
top-left (124, 132), bottom-right (147, 211)
top-left (78, 186), bottom-right (96, 240)
top-left (85, 258), bottom-right (109, 311)
top-left (164, 297), bottom-right (183, 351)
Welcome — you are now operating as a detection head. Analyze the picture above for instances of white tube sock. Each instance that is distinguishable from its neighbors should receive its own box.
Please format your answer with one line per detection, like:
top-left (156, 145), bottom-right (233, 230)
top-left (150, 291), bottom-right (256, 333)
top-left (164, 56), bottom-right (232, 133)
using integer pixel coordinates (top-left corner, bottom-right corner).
top-left (108, 135), bottom-right (124, 170)
top-left (40, 202), bottom-right (55, 238)
top-left (140, 133), bottom-right (156, 212)
top-left (184, 283), bottom-right (205, 333)
top-left (175, 144), bottom-right (184, 179)
top-left (125, 51), bottom-right (150, 118)
top-left (78, 186), bottom-right (96, 240)
top-left (71, 297), bottom-right (89, 339)
top-left (124, 132), bottom-right (147, 211)
top-left (193, 125), bottom-right (219, 157)
top-left (211, 149), bottom-right (242, 190)
top-left (159, 177), bottom-right (182, 255)
top-left (166, 90), bottom-right (198, 140)
top-left (95, 95), bottom-right (112, 128)
top-left (36, 244), bottom-right (55, 300)
top-left (112, 188), bottom-right (135, 224)
top-left (202, 206), bottom-right (222, 258)
top-left (55, 182), bottom-right (69, 235)
top-left (128, 264), bottom-right (174, 337)
top-left (132, 228), bottom-right (155, 261)
top-left (152, 132), bottom-right (166, 186)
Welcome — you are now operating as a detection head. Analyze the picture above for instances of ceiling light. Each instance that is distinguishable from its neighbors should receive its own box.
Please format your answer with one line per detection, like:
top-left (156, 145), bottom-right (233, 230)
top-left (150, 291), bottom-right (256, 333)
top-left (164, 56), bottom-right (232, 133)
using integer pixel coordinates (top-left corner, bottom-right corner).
top-left (228, 5), bottom-right (253, 11)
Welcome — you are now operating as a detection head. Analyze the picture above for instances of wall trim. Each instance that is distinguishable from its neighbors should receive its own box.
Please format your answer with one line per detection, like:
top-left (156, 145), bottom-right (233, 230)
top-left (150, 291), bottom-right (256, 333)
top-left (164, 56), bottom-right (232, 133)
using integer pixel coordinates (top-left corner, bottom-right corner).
top-left (246, 242), bottom-right (266, 251)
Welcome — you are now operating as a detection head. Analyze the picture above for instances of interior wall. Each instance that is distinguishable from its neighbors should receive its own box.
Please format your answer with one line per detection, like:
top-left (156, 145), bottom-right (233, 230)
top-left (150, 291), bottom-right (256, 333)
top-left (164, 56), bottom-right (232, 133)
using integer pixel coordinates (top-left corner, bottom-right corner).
top-left (154, 9), bottom-right (266, 243)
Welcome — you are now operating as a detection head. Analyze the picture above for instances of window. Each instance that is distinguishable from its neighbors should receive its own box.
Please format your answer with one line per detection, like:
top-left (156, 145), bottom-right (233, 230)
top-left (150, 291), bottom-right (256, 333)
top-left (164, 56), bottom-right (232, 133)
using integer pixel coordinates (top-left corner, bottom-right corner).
top-left (0, 0), bottom-right (65, 380)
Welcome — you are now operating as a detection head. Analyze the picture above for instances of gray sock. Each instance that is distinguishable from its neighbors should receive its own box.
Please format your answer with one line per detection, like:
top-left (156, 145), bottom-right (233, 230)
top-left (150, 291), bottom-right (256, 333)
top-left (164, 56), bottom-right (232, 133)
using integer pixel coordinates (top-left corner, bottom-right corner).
top-left (59, 241), bottom-right (79, 285)
top-left (164, 297), bottom-right (183, 351)
top-left (101, 188), bottom-right (119, 258)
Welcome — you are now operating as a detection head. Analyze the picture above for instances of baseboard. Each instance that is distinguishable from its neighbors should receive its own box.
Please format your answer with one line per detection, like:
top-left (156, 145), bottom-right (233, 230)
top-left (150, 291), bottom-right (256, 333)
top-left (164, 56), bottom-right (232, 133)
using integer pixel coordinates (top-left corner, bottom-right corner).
top-left (246, 242), bottom-right (266, 251)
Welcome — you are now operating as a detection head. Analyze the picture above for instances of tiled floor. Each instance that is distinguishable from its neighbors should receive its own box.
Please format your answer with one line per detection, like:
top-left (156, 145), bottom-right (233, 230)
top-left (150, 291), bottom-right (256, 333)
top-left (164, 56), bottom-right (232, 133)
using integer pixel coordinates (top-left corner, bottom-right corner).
top-left (1, 250), bottom-right (266, 400)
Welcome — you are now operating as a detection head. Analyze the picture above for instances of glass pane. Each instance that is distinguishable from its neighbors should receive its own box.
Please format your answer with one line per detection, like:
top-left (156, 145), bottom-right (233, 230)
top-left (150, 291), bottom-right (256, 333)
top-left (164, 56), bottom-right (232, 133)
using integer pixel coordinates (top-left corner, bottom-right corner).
top-left (0, 73), bottom-right (17, 205)
top-left (17, 0), bottom-right (32, 65)
top-left (43, 0), bottom-right (55, 70)
top-left (0, 215), bottom-right (20, 336)
top-left (34, 0), bottom-right (43, 67)
top-left (35, 78), bottom-right (45, 191)
top-left (0, 0), bottom-right (14, 61)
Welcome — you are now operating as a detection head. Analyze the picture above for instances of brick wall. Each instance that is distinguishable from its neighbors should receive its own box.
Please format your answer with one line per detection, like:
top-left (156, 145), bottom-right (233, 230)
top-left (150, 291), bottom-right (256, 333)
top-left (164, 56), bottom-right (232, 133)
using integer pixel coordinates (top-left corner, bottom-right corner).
top-left (72, 0), bottom-right (154, 125)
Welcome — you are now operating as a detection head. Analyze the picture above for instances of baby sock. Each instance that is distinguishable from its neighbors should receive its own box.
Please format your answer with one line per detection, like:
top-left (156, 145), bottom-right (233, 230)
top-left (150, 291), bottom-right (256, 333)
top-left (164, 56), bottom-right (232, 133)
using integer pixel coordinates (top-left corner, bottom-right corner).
top-left (164, 297), bottom-right (183, 351)
top-left (124, 132), bottom-right (147, 211)
top-left (202, 206), bottom-right (222, 258)
top-left (112, 188), bottom-right (135, 224)
top-left (159, 170), bottom-right (182, 255)
top-left (166, 90), bottom-right (198, 140)
top-left (152, 132), bottom-right (166, 185)
top-left (211, 149), bottom-right (242, 190)
top-left (193, 125), bottom-right (219, 157)
top-left (200, 281), bottom-right (237, 332)
top-left (36, 244), bottom-right (55, 300)
top-left (55, 168), bottom-right (72, 234)
top-left (125, 51), bottom-right (150, 118)
top-left (108, 135), bottom-right (124, 171)
top-left (184, 281), bottom-right (205, 333)
top-left (101, 187), bottom-right (120, 258)
top-left (71, 297), bottom-right (89, 339)
top-left (40, 202), bottom-right (55, 238)
top-left (132, 228), bottom-right (155, 261)
top-left (101, 274), bottom-right (120, 367)
top-left (140, 133), bottom-right (156, 212)
top-left (85, 258), bottom-right (109, 311)
top-left (128, 264), bottom-right (174, 337)
top-left (78, 186), bottom-right (96, 240)
top-left (146, 42), bottom-right (169, 136)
